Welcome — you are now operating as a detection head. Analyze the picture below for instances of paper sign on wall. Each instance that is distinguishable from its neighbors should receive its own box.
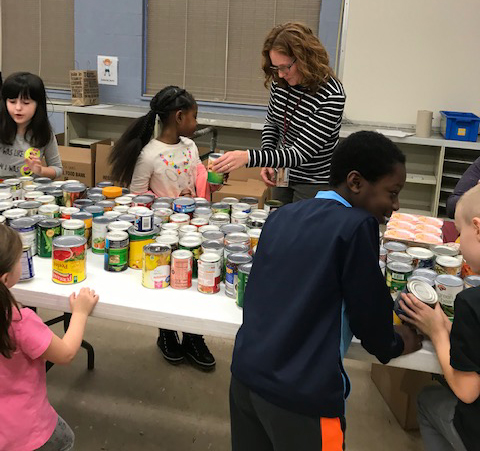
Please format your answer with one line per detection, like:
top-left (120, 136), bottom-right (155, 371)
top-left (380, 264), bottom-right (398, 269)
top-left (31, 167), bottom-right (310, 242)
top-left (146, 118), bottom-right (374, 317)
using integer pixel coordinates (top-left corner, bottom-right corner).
top-left (97, 56), bottom-right (118, 85)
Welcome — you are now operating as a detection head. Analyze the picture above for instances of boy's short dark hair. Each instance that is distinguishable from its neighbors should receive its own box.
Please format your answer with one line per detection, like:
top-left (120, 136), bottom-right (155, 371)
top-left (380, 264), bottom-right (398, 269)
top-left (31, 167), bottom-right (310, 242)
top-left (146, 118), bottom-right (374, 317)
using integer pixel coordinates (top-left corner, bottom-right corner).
top-left (329, 131), bottom-right (406, 187)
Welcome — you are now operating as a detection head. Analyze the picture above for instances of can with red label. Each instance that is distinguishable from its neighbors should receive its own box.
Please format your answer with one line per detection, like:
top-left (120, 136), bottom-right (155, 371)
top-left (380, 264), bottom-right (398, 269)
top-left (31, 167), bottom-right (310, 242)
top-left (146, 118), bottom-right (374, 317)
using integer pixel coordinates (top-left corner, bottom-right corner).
top-left (170, 249), bottom-right (193, 289)
top-left (198, 253), bottom-right (222, 294)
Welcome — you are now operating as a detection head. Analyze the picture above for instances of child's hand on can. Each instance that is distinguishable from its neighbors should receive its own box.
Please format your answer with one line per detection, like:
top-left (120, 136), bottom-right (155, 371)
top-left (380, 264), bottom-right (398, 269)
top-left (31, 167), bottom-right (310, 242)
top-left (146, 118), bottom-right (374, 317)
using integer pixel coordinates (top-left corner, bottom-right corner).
top-left (69, 287), bottom-right (99, 316)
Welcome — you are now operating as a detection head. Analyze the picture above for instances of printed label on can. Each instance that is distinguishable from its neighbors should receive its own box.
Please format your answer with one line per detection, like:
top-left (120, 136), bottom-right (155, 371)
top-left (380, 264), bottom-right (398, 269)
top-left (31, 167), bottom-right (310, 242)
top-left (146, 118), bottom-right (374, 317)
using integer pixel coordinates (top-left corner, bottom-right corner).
top-left (237, 271), bottom-right (249, 307)
top-left (20, 248), bottom-right (35, 281)
top-left (198, 259), bottom-right (221, 294)
top-left (129, 237), bottom-right (155, 269)
top-left (52, 245), bottom-right (86, 284)
top-left (142, 252), bottom-right (171, 288)
top-left (171, 255), bottom-right (193, 289)
top-left (37, 226), bottom-right (61, 258)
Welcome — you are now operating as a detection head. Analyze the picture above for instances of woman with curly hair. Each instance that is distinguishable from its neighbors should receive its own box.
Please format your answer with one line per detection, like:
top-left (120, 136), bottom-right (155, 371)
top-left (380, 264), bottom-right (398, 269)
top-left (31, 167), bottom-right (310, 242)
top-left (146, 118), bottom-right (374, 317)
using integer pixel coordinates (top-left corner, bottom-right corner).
top-left (213, 22), bottom-right (346, 204)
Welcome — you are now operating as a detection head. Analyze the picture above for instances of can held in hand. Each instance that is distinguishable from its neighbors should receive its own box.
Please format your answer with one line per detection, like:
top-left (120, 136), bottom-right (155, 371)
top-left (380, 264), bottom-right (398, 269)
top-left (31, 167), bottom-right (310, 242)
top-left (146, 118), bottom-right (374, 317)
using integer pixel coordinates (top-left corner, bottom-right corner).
top-left (207, 153), bottom-right (225, 185)
top-left (237, 262), bottom-right (252, 307)
top-left (52, 236), bottom-right (87, 284)
top-left (37, 219), bottom-right (61, 258)
top-left (142, 244), bottom-right (171, 288)
top-left (104, 231), bottom-right (129, 272)
top-left (198, 253), bottom-right (222, 294)
top-left (170, 249), bottom-right (193, 289)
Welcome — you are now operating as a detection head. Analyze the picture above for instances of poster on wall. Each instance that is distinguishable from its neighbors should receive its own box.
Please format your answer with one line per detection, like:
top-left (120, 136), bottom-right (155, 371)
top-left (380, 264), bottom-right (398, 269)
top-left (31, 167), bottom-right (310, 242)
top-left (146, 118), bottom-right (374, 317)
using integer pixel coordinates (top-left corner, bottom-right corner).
top-left (97, 56), bottom-right (118, 85)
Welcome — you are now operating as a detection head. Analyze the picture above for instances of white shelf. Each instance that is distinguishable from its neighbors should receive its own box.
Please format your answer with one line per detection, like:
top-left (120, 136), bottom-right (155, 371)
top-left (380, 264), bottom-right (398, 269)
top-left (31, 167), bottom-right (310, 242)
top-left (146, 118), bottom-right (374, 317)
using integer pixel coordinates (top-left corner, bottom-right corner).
top-left (405, 174), bottom-right (436, 185)
top-left (444, 158), bottom-right (475, 165)
top-left (442, 172), bottom-right (462, 180)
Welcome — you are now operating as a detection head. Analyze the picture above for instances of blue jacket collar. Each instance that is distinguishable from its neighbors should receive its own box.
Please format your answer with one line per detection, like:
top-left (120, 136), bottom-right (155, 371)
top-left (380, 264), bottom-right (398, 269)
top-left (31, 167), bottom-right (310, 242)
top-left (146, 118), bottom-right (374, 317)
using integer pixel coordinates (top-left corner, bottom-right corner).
top-left (315, 190), bottom-right (352, 208)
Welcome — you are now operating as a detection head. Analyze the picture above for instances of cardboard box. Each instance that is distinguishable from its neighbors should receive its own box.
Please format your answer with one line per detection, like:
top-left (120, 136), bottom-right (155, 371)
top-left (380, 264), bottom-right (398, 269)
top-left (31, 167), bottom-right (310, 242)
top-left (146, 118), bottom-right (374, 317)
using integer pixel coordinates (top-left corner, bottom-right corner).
top-left (69, 70), bottom-right (99, 106)
top-left (228, 166), bottom-right (263, 182)
top-left (95, 141), bottom-right (115, 185)
top-left (371, 364), bottom-right (436, 430)
top-left (212, 178), bottom-right (268, 208)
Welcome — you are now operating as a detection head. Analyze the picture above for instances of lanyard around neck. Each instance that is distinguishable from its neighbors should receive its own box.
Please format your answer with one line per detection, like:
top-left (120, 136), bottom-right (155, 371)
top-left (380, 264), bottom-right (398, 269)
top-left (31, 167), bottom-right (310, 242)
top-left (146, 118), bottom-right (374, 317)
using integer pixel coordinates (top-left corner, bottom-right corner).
top-left (283, 89), bottom-right (305, 146)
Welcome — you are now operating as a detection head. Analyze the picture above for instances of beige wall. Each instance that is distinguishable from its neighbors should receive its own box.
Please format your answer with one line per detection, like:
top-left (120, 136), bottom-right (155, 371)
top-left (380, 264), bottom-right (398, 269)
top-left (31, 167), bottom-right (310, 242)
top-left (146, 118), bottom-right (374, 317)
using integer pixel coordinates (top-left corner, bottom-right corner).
top-left (340, 0), bottom-right (480, 127)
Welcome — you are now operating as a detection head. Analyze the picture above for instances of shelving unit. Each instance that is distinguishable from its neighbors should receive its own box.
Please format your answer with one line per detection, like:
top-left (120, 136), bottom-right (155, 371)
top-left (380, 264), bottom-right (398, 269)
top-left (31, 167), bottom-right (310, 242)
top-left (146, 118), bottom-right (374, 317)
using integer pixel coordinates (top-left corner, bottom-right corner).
top-left (48, 102), bottom-right (480, 218)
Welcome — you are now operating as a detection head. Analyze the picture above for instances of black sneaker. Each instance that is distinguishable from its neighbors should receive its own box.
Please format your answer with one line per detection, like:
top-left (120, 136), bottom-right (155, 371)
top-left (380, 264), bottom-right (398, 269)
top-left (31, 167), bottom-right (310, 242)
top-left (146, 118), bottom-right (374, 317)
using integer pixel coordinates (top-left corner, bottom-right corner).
top-left (157, 329), bottom-right (185, 364)
top-left (182, 333), bottom-right (216, 371)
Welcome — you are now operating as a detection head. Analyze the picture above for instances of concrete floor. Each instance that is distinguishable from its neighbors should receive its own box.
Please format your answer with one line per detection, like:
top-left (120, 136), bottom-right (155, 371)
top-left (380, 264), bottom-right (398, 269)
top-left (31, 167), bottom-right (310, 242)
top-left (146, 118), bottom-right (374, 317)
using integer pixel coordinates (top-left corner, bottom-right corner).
top-left (40, 309), bottom-right (424, 451)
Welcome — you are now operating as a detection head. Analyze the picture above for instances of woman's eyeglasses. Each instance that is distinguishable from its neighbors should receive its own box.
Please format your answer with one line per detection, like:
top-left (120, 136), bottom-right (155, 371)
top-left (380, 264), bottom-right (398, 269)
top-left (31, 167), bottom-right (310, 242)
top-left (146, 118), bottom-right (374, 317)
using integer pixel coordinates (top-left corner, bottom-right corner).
top-left (270, 58), bottom-right (296, 74)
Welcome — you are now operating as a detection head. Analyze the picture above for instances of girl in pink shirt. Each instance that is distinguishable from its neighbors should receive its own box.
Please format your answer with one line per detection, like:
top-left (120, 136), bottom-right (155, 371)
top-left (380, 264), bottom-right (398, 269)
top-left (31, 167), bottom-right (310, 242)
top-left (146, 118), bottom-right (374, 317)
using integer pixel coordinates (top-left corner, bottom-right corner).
top-left (0, 225), bottom-right (99, 451)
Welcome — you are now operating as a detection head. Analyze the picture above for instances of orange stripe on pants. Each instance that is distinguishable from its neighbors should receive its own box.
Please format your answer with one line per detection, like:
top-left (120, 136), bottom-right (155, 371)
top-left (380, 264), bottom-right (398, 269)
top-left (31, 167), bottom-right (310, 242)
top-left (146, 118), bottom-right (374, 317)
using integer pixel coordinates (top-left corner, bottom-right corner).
top-left (320, 417), bottom-right (344, 451)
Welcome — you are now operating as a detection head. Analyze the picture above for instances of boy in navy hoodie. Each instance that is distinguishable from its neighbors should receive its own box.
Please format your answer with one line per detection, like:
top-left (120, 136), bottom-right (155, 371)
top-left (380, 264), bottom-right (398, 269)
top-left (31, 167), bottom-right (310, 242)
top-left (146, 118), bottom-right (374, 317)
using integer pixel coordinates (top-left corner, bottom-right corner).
top-left (230, 131), bottom-right (422, 451)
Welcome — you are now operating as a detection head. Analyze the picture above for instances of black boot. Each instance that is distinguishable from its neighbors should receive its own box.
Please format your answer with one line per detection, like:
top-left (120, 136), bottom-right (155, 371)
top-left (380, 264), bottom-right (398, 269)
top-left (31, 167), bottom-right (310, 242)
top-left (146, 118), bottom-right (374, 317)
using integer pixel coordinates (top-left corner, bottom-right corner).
top-left (182, 333), bottom-right (216, 371)
top-left (157, 329), bottom-right (184, 364)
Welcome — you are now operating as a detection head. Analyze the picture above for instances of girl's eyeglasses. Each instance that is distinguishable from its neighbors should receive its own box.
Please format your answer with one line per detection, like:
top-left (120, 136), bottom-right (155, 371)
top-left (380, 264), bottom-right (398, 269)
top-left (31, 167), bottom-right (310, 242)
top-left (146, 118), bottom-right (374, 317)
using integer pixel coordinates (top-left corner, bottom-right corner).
top-left (270, 58), bottom-right (296, 74)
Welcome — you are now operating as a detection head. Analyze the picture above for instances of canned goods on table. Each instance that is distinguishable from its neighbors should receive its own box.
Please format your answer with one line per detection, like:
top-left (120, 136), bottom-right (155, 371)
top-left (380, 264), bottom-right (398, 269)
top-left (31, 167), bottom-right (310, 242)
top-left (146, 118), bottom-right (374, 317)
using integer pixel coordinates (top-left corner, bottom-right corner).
top-left (73, 199), bottom-right (94, 210)
top-left (231, 211), bottom-right (248, 224)
top-left (92, 216), bottom-right (115, 254)
top-left (237, 262), bottom-right (253, 308)
top-left (117, 214), bottom-right (136, 224)
top-left (232, 203), bottom-right (251, 214)
top-left (431, 245), bottom-right (459, 258)
top-left (115, 196), bottom-right (133, 207)
top-left (36, 195), bottom-right (55, 206)
top-left (387, 251), bottom-right (413, 265)
top-left (108, 220), bottom-right (133, 233)
top-left (225, 253), bottom-right (253, 299)
top-left (198, 253), bottom-right (222, 294)
top-left (412, 268), bottom-right (437, 285)
top-left (20, 246), bottom-right (35, 281)
top-left (103, 187), bottom-right (123, 199)
top-left (0, 192), bottom-right (13, 202)
top-left (394, 279), bottom-right (438, 318)
top-left (10, 217), bottom-right (37, 255)
top-left (202, 230), bottom-right (224, 243)
top-left (383, 241), bottom-right (407, 254)
top-left (248, 228), bottom-right (262, 252)
top-left (17, 201), bottom-right (41, 216)
top-left (386, 261), bottom-right (413, 293)
top-left (4, 179), bottom-right (22, 200)
top-left (71, 211), bottom-right (93, 248)
top-left (18, 176), bottom-right (34, 189)
top-left (130, 207), bottom-right (153, 232)
top-left (220, 224), bottom-right (246, 235)
top-left (406, 247), bottom-right (435, 269)
top-left (157, 197), bottom-right (174, 207)
top-left (170, 213), bottom-right (190, 226)
top-left (38, 204), bottom-right (60, 218)
top-left (238, 197), bottom-right (258, 211)
top-left (209, 213), bottom-right (230, 227)
top-left (97, 181), bottom-right (114, 189)
top-left (207, 153), bottom-right (225, 185)
top-left (104, 231), bottom-right (129, 272)
top-left (264, 200), bottom-right (283, 213)
top-left (193, 207), bottom-right (213, 220)
top-left (0, 201), bottom-right (14, 213)
top-left (153, 208), bottom-right (173, 223)
top-left (249, 210), bottom-right (269, 222)
top-left (151, 201), bottom-right (170, 211)
top-left (113, 205), bottom-right (129, 214)
top-left (464, 275), bottom-right (480, 289)
top-left (52, 236), bottom-right (87, 284)
top-left (37, 219), bottom-right (61, 258)
top-left (190, 217), bottom-right (208, 228)
top-left (23, 191), bottom-right (42, 202)
top-left (132, 194), bottom-right (155, 208)
top-left (435, 274), bottom-right (463, 317)
top-left (62, 183), bottom-right (87, 207)
top-left (434, 256), bottom-right (462, 277)
top-left (84, 205), bottom-right (104, 218)
top-left (211, 202), bottom-right (229, 215)
top-left (142, 244), bottom-right (171, 288)
top-left (173, 197), bottom-right (195, 216)
top-left (156, 234), bottom-right (179, 251)
top-left (222, 197), bottom-right (239, 207)
top-left (3, 208), bottom-right (28, 223)
top-left (60, 206), bottom-right (80, 219)
top-left (97, 200), bottom-right (116, 212)
top-left (179, 236), bottom-right (203, 278)
top-left (87, 193), bottom-right (106, 203)
top-left (62, 219), bottom-right (86, 238)
top-left (179, 224), bottom-right (197, 238)
top-left (199, 225), bottom-right (220, 234)
top-left (34, 177), bottom-right (53, 186)
top-left (104, 211), bottom-right (121, 220)
top-left (128, 226), bottom-right (157, 269)
top-left (225, 232), bottom-right (250, 248)
top-left (194, 198), bottom-right (211, 209)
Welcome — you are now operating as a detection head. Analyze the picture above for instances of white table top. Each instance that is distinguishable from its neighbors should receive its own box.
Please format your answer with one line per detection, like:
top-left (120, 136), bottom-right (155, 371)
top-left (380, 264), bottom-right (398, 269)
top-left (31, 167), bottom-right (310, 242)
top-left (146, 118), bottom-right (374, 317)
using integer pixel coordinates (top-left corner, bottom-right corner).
top-left (12, 250), bottom-right (442, 374)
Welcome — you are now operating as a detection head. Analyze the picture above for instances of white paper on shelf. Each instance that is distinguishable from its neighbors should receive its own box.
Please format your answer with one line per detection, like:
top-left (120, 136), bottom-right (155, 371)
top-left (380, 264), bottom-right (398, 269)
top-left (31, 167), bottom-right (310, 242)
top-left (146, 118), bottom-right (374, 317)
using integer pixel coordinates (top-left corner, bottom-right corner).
top-left (376, 129), bottom-right (415, 138)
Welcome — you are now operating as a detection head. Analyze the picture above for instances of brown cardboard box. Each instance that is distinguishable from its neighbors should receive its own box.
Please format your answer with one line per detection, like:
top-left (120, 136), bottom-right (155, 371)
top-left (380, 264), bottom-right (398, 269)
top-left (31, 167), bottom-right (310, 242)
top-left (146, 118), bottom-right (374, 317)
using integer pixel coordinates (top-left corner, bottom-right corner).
top-left (371, 364), bottom-right (436, 430)
top-left (212, 178), bottom-right (268, 208)
top-left (228, 166), bottom-right (263, 182)
top-left (95, 141), bottom-right (115, 185)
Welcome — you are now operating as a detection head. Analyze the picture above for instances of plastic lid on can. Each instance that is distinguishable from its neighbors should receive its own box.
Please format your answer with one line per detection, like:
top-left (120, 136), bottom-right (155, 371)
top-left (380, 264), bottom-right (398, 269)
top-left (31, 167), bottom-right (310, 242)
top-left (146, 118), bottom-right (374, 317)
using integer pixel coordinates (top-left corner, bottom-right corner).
top-left (62, 219), bottom-right (85, 230)
top-left (386, 261), bottom-right (413, 273)
top-left (227, 253), bottom-right (253, 265)
top-left (106, 231), bottom-right (129, 241)
top-left (10, 217), bottom-right (36, 229)
top-left (221, 224), bottom-right (246, 235)
top-left (435, 274), bottom-right (463, 287)
top-left (200, 252), bottom-right (221, 263)
top-left (144, 243), bottom-right (170, 254)
top-left (383, 241), bottom-right (408, 252)
top-left (239, 262), bottom-right (253, 275)
top-left (431, 245), bottom-right (458, 257)
top-left (172, 249), bottom-right (193, 259)
top-left (406, 247), bottom-right (434, 260)
top-left (436, 256), bottom-right (462, 268)
top-left (53, 235), bottom-right (87, 248)
top-left (407, 280), bottom-right (438, 305)
top-left (103, 187), bottom-right (122, 198)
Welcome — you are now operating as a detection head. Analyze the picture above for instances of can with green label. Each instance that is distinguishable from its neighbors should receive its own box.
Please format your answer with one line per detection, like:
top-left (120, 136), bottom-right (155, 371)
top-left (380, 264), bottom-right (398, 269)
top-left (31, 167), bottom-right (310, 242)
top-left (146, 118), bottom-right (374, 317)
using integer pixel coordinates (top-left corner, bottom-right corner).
top-left (237, 262), bottom-right (252, 308)
top-left (104, 231), bottom-right (129, 272)
top-left (37, 219), bottom-right (61, 258)
top-left (207, 153), bottom-right (225, 185)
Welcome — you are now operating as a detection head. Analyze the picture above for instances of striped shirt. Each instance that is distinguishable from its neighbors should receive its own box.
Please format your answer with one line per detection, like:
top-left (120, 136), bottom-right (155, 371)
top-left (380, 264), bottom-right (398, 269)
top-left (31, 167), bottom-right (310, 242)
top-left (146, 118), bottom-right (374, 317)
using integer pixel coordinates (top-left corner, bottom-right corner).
top-left (248, 78), bottom-right (345, 184)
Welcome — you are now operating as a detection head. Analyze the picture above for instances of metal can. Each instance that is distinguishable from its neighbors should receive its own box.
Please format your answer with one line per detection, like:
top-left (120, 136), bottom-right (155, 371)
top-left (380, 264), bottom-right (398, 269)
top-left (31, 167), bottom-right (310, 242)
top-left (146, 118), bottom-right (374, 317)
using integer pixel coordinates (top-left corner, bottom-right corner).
top-left (132, 194), bottom-right (155, 208)
top-left (4, 179), bottom-right (22, 200)
top-left (52, 236), bottom-right (87, 284)
top-left (431, 245), bottom-right (459, 259)
top-left (225, 232), bottom-right (250, 248)
top-left (108, 220), bottom-right (134, 233)
top-left (103, 211), bottom-right (122, 220)
top-left (222, 197), bottom-right (239, 208)
top-left (179, 224), bottom-right (198, 238)
top-left (190, 217), bottom-right (208, 228)
top-left (387, 251), bottom-right (413, 265)
top-left (151, 201), bottom-right (170, 211)
top-left (87, 193), bottom-right (106, 203)
top-left (156, 234), bottom-right (179, 251)
top-left (198, 253), bottom-right (222, 294)
top-left (202, 230), bottom-right (225, 243)
top-left (23, 190), bottom-right (43, 201)
top-left (18, 175), bottom-right (34, 189)
top-left (406, 247), bottom-right (435, 270)
top-left (199, 224), bottom-right (220, 234)
top-left (386, 261), bottom-right (413, 293)
top-left (115, 196), bottom-right (133, 207)
top-left (193, 207), bottom-right (213, 220)
top-left (173, 197), bottom-right (196, 216)
top-left (231, 211), bottom-right (249, 224)
top-left (239, 197), bottom-right (258, 211)
top-left (379, 246), bottom-right (387, 263)
top-left (246, 218), bottom-right (265, 230)
top-left (179, 236), bottom-right (202, 278)
top-left (37, 195), bottom-right (55, 206)
top-left (38, 204), bottom-right (60, 218)
top-left (209, 213), bottom-right (230, 227)
top-left (237, 262), bottom-right (253, 307)
top-left (232, 203), bottom-right (251, 214)
top-left (142, 244), bottom-right (171, 288)
top-left (84, 205), bottom-right (105, 218)
top-left (49, 189), bottom-right (64, 206)
top-left (435, 274), bottom-right (463, 317)
top-left (0, 183), bottom-right (11, 193)
top-left (248, 228), bottom-right (262, 252)
top-left (73, 199), bottom-right (94, 210)
top-left (104, 231), bottom-right (129, 272)
top-left (62, 219), bottom-right (86, 237)
top-left (62, 183), bottom-right (87, 207)
top-left (34, 177), bottom-right (53, 186)
top-left (434, 256), bottom-right (462, 277)
top-left (161, 222), bottom-right (180, 233)
top-left (0, 192), bottom-right (13, 202)
top-left (153, 208), bottom-right (173, 224)
top-left (3, 208), bottom-right (28, 224)
top-left (170, 213), bottom-right (190, 226)
top-left (412, 268), bottom-right (437, 285)
top-left (97, 181), bottom-right (114, 189)
top-left (464, 275), bottom-right (480, 289)
top-left (394, 279), bottom-right (438, 318)
top-left (0, 215), bottom-right (5, 225)
top-left (19, 246), bottom-right (35, 281)
top-left (194, 198), bottom-right (211, 209)
top-left (96, 200), bottom-right (116, 212)
top-left (128, 226), bottom-right (157, 269)
top-left (113, 205), bottom-right (130, 214)
top-left (10, 217), bottom-right (37, 255)
top-left (211, 202), bottom-right (230, 215)
top-left (225, 253), bottom-right (253, 299)
top-left (383, 241), bottom-right (408, 254)
top-left (131, 207), bottom-right (153, 232)
top-left (207, 153), bottom-right (225, 185)
top-left (16, 200), bottom-right (41, 216)
top-left (157, 197), bottom-right (174, 207)
top-left (220, 224), bottom-right (246, 235)
top-left (71, 211), bottom-right (93, 248)
top-left (60, 206), bottom-right (80, 219)
top-left (249, 210), bottom-right (269, 222)
top-left (379, 260), bottom-right (386, 277)
top-left (170, 249), bottom-right (193, 289)
top-left (117, 214), bottom-right (136, 224)
top-left (0, 201), bottom-right (14, 213)
top-left (92, 216), bottom-right (115, 254)
top-left (37, 219), bottom-right (61, 258)
top-left (264, 200), bottom-right (283, 214)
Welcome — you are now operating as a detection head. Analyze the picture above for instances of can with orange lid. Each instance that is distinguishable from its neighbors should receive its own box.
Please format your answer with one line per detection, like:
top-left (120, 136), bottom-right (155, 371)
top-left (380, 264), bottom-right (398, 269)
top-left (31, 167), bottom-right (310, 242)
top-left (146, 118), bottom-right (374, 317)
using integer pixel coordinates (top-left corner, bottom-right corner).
top-left (102, 186), bottom-right (123, 199)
